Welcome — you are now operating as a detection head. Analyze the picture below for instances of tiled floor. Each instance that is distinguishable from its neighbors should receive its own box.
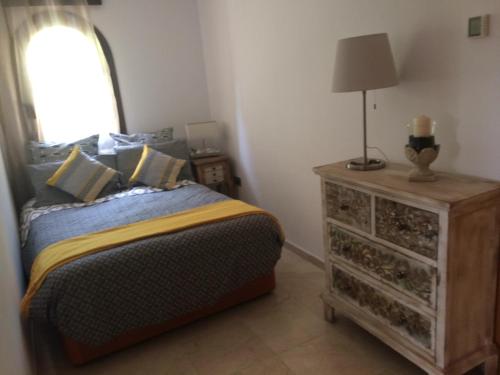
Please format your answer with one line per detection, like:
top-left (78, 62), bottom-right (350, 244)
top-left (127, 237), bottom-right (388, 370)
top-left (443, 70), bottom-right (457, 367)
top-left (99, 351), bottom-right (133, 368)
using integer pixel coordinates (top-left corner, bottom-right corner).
top-left (34, 248), bottom-right (477, 375)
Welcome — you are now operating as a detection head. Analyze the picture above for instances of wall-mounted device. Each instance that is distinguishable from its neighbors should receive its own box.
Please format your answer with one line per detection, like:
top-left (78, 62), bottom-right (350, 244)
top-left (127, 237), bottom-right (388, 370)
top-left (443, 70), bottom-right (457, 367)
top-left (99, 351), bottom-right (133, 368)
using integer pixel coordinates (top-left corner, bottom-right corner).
top-left (468, 15), bottom-right (490, 38)
top-left (185, 121), bottom-right (222, 159)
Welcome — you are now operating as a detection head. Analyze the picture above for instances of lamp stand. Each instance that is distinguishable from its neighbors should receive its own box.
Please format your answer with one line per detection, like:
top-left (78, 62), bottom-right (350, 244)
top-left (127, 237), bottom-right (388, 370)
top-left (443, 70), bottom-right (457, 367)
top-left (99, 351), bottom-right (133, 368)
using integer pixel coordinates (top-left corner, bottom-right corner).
top-left (346, 90), bottom-right (386, 171)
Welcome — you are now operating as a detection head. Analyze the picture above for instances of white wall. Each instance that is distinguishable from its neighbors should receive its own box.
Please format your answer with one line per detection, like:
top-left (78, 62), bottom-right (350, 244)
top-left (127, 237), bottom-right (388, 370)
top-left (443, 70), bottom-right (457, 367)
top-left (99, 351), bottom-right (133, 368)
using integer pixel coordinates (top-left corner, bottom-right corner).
top-left (90, 0), bottom-right (211, 137)
top-left (197, 0), bottom-right (500, 260)
top-left (0, 149), bottom-right (32, 375)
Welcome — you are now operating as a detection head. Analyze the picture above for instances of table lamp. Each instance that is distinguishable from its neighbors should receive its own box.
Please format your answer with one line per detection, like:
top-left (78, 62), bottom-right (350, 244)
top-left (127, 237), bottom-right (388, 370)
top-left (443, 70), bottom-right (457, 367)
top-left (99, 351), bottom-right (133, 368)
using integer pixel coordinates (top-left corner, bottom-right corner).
top-left (332, 33), bottom-right (398, 170)
top-left (185, 121), bottom-right (222, 159)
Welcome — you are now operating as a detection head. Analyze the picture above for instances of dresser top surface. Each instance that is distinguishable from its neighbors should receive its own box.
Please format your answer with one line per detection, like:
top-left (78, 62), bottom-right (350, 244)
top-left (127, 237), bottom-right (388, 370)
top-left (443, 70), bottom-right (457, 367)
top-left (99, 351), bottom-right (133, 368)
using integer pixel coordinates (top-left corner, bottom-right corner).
top-left (313, 161), bottom-right (500, 208)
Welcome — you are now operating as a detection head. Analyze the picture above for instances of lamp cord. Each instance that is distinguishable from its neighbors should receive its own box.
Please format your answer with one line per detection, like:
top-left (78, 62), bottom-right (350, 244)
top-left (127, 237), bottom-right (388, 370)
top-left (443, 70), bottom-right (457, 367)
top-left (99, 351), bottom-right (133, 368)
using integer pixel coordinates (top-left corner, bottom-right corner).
top-left (367, 91), bottom-right (388, 162)
top-left (367, 146), bottom-right (389, 162)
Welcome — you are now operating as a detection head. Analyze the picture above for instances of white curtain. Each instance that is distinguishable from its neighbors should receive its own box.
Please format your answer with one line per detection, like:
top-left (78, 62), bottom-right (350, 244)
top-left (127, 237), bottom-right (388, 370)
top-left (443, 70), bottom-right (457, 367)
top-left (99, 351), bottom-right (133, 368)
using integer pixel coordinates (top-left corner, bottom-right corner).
top-left (0, 1), bottom-right (31, 207)
top-left (4, 0), bottom-right (119, 143)
top-left (0, 0), bottom-right (119, 205)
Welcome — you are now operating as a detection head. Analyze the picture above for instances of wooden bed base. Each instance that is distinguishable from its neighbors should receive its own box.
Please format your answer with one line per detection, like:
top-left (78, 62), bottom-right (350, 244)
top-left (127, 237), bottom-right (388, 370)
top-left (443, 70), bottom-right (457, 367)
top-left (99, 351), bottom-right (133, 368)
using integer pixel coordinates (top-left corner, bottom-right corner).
top-left (62, 272), bottom-right (276, 365)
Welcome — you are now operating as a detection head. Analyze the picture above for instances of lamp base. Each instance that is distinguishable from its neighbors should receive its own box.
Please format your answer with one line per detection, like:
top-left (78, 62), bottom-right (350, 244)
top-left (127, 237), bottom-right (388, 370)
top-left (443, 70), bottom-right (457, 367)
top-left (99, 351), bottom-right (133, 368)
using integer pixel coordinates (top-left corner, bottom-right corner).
top-left (346, 158), bottom-right (386, 171)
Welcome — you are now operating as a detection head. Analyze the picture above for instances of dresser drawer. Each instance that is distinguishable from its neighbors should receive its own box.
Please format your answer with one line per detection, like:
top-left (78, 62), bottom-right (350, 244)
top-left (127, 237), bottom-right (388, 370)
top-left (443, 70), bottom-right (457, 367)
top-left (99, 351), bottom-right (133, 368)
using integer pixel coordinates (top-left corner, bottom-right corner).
top-left (375, 197), bottom-right (439, 260)
top-left (203, 165), bottom-right (224, 174)
top-left (205, 176), bottom-right (224, 184)
top-left (205, 175), bottom-right (225, 183)
top-left (325, 181), bottom-right (371, 233)
top-left (204, 170), bottom-right (224, 179)
top-left (329, 225), bottom-right (435, 306)
top-left (203, 165), bottom-right (225, 183)
top-left (331, 265), bottom-right (433, 350)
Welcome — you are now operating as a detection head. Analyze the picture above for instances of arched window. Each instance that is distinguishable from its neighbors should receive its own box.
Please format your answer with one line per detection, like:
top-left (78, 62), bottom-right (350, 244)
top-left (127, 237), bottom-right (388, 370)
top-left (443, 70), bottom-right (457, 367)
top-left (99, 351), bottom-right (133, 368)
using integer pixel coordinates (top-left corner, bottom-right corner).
top-left (16, 12), bottom-right (125, 145)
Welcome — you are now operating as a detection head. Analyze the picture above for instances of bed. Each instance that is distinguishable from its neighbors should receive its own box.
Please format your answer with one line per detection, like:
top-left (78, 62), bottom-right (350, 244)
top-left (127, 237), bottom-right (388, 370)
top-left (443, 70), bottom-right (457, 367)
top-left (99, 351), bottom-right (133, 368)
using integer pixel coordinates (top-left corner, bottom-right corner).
top-left (21, 183), bottom-right (283, 364)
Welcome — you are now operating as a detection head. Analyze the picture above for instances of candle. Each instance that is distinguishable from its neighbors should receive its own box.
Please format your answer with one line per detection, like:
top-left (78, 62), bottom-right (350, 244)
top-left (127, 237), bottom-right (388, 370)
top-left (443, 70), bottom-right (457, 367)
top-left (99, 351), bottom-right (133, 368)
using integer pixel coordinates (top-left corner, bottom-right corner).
top-left (412, 115), bottom-right (433, 137)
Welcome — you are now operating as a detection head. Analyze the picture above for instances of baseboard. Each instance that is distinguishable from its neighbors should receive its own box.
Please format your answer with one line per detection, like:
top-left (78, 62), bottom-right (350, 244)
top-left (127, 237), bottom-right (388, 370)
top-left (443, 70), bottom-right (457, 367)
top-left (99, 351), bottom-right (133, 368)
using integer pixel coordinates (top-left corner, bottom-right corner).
top-left (284, 240), bottom-right (324, 269)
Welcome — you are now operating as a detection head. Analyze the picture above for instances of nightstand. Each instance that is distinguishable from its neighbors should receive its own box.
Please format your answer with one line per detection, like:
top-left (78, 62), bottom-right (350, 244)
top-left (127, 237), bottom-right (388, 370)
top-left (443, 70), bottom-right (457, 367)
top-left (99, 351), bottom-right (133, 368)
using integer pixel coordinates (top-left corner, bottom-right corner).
top-left (191, 155), bottom-right (236, 198)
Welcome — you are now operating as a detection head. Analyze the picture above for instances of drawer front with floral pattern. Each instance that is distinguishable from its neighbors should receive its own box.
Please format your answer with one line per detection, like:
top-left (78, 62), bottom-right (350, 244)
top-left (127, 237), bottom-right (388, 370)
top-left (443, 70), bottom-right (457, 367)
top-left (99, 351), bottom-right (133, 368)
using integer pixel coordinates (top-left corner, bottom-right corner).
top-left (325, 181), bottom-right (371, 233)
top-left (375, 197), bottom-right (439, 260)
top-left (329, 225), bottom-right (435, 306)
top-left (331, 265), bottom-right (433, 350)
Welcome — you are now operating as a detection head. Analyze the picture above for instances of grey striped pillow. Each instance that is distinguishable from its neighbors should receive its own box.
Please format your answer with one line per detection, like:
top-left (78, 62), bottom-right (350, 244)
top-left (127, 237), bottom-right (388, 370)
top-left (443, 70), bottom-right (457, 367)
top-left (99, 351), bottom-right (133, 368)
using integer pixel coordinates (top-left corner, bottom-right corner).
top-left (129, 145), bottom-right (186, 189)
top-left (28, 134), bottom-right (99, 164)
top-left (47, 146), bottom-right (119, 202)
top-left (110, 128), bottom-right (174, 146)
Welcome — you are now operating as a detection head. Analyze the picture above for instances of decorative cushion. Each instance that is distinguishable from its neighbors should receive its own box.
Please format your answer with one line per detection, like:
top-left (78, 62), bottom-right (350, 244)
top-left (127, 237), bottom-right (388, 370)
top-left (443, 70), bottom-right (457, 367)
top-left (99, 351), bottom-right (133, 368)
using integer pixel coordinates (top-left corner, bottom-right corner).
top-left (129, 145), bottom-right (186, 189)
top-left (47, 146), bottom-right (119, 202)
top-left (92, 154), bottom-right (118, 171)
top-left (27, 154), bottom-right (121, 208)
top-left (28, 134), bottom-right (99, 164)
top-left (110, 128), bottom-right (174, 146)
top-left (115, 139), bottom-right (193, 185)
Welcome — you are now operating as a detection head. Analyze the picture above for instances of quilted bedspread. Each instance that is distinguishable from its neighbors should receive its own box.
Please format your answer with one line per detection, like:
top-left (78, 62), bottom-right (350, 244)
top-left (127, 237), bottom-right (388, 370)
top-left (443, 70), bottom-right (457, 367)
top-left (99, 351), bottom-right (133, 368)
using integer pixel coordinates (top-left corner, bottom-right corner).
top-left (21, 184), bottom-right (283, 346)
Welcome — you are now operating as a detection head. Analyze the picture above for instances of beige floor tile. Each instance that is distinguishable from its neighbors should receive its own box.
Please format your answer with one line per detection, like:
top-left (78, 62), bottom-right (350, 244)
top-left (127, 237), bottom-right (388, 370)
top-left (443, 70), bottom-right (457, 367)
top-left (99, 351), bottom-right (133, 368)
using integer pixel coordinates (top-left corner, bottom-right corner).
top-left (277, 271), bottom-right (325, 320)
top-left (239, 299), bottom-right (331, 353)
top-left (190, 335), bottom-right (276, 375)
top-left (232, 357), bottom-right (293, 375)
top-left (228, 284), bottom-right (292, 321)
top-left (275, 249), bottom-right (323, 276)
top-left (185, 311), bottom-right (276, 375)
top-left (279, 334), bottom-right (382, 375)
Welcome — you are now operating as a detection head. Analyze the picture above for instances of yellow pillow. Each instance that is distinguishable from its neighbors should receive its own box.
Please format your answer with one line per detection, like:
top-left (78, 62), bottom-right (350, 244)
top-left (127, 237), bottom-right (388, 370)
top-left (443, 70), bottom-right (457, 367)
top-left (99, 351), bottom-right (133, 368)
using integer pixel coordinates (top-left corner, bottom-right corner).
top-left (47, 146), bottom-right (118, 202)
top-left (129, 145), bottom-right (186, 189)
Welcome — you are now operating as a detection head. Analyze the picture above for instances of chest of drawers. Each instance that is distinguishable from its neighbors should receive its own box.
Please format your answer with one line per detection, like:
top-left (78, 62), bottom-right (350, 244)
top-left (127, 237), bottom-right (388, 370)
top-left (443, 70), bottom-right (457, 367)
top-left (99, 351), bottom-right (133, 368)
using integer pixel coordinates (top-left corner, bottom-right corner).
top-left (313, 161), bottom-right (500, 375)
top-left (191, 155), bottom-right (236, 198)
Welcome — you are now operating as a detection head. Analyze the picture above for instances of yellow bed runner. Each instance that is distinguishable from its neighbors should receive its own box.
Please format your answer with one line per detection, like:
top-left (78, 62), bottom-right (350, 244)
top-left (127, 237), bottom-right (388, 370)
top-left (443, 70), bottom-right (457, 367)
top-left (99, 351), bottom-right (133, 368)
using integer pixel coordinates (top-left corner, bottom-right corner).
top-left (21, 200), bottom-right (284, 318)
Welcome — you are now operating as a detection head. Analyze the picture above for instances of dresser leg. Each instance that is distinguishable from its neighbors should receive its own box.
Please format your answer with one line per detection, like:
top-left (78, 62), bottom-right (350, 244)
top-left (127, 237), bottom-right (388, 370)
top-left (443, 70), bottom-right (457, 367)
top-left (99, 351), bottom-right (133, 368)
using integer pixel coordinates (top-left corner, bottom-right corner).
top-left (483, 354), bottom-right (498, 375)
top-left (324, 303), bottom-right (336, 323)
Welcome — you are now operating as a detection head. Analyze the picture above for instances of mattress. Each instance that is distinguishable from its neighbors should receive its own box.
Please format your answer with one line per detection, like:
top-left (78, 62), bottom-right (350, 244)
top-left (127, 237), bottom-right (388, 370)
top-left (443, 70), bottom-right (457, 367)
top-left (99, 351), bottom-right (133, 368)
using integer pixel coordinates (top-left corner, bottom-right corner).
top-left (21, 184), bottom-right (283, 346)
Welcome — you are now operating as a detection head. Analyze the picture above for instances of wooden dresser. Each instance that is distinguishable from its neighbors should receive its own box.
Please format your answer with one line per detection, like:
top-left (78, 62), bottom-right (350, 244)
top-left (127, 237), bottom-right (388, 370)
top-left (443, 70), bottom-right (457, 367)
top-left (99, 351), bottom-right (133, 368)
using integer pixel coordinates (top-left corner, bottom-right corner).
top-left (313, 161), bottom-right (500, 375)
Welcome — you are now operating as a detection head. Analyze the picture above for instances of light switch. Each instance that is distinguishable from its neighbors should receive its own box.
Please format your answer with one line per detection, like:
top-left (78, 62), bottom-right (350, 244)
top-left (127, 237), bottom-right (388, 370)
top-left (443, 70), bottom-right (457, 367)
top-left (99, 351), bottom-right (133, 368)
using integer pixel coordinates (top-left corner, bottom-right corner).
top-left (468, 15), bottom-right (490, 38)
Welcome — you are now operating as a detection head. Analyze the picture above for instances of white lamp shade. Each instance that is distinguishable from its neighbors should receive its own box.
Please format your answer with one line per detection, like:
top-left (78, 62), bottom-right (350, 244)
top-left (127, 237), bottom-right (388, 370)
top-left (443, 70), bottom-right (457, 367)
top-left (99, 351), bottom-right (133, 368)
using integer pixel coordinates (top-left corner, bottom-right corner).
top-left (332, 33), bottom-right (398, 92)
top-left (185, 121), bottom-right (221, 153)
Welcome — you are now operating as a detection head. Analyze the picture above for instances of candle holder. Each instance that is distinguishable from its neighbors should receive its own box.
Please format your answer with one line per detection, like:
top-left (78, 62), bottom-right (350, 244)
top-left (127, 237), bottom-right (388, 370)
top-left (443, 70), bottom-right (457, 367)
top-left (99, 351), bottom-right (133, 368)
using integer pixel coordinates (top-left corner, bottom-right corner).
top-left (405, 145), bottom-right (440, 182)
top-left (405, 115), bottom-right (439, 182)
